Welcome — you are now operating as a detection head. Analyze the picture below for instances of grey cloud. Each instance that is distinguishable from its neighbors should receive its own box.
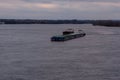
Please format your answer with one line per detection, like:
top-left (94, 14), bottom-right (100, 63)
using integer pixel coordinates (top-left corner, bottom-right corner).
top-left (22, 0), bottom-right (120, 3)
top-left (0, 0), bottom-right (120, 19)
top-left (22, 0), bottom-right (53, 3)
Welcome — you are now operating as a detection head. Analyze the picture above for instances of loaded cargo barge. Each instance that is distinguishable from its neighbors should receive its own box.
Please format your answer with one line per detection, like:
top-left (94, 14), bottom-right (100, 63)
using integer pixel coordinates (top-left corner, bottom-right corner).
top-left (51, 29), bottom-right (86, 41)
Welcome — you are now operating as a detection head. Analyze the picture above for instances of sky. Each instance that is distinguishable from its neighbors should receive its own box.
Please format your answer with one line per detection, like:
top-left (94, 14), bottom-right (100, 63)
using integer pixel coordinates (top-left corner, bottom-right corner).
top-left (0, 0), bottom-right (120, 20)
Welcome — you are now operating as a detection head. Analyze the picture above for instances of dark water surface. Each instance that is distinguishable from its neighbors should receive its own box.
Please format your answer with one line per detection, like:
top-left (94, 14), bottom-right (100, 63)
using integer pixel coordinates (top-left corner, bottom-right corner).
top-left (0, 24), bottom-right (120, 80)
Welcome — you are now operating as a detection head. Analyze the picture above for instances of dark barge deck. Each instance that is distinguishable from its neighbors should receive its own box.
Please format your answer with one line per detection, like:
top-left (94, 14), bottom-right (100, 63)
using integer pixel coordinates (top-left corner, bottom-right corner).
top-left (51, 31), bottom-right (86, 41)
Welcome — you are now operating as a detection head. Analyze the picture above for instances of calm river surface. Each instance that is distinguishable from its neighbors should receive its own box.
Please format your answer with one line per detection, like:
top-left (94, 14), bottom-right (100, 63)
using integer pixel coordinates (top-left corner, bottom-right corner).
top-left (0, 24), bottom-right (120, 80)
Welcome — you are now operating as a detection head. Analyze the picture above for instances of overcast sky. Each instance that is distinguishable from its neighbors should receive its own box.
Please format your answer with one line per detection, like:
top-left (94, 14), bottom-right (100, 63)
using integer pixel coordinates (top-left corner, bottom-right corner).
top-left (0, 0), bottom-right (120, 20)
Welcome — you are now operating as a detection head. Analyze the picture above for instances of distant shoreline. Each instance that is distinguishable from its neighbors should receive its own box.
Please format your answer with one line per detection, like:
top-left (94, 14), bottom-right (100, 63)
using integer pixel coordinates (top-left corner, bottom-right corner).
top-left (0, 19), bottom-right (120, 27)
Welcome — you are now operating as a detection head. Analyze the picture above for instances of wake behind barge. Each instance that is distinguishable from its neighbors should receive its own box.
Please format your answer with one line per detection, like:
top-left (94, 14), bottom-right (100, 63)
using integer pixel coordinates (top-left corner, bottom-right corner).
top-left (51, 29), bottom-right (86, 41)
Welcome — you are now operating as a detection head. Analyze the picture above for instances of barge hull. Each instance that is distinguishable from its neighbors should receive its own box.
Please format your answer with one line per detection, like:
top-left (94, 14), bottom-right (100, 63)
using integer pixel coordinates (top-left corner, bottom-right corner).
top-left (51, 33), bottom-right (85, 41)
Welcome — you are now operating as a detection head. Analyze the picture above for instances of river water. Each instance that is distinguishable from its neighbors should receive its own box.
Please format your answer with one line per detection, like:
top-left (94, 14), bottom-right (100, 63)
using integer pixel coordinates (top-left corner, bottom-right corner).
top-left (0, 24), bottom-right (120, 80)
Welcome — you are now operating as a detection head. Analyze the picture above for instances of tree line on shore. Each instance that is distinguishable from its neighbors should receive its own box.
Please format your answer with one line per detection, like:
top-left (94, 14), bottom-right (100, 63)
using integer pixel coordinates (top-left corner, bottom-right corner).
top-left (0, 19), bottom-right (120, 27)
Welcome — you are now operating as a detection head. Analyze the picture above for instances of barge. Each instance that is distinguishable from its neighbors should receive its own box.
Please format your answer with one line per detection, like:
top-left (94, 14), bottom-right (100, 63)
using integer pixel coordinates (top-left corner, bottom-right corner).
top-left (51, 29), bottom-right (86, 41)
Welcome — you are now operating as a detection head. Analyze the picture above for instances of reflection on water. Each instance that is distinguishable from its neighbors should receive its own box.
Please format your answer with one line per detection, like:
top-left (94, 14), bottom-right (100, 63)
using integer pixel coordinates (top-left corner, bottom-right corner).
top-left (0, 24), bottom-right (120, 80)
